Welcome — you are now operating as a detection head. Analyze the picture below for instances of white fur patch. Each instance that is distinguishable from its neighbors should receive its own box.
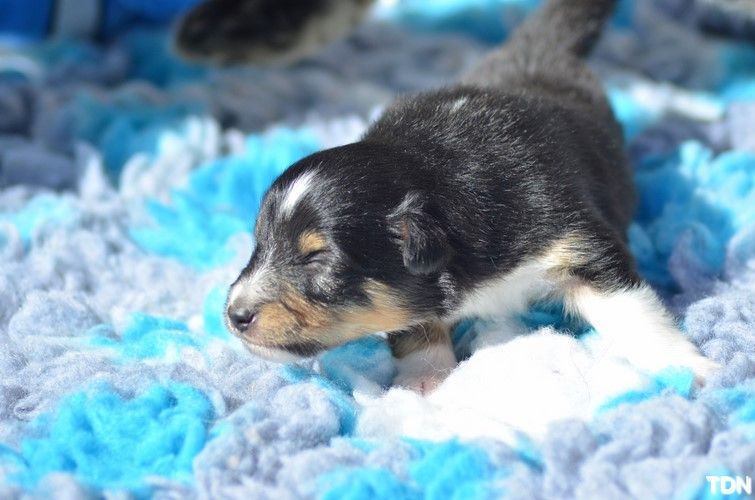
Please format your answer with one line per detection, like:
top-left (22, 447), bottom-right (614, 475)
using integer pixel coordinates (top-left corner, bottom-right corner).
top-left (448, 257), bottom-right (557, 349)
top-left (356, 328), bottom-right (649, 443)
top-left (449, 97), bottom-right (468, 113)
top-left (452, 259), bottom-right (555, 320)
top-left (227, 278), bottom-right (246, 306)
top-left (280, 171), bottom-right (316, 217)
top-left (566, 284), bottom-right (718, 381)
top-left (227, 260), bottom-right (271, 308)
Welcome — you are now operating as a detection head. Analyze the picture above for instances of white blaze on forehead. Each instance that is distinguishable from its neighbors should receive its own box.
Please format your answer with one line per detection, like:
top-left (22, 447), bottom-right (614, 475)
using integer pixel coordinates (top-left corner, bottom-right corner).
top-left (280, 171), bottom-right (316, 217)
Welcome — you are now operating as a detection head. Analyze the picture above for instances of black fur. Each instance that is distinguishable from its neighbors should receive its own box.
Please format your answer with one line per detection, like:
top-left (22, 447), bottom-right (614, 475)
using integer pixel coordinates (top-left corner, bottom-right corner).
top-left (175, 0), bottom-right (374, 64)
top-left (228, 0), bottom-right (636, 355)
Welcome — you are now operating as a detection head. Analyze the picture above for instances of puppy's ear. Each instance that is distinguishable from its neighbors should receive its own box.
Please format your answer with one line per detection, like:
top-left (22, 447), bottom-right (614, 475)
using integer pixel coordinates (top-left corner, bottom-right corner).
top-left (388, 191), bottom-right (452, 275)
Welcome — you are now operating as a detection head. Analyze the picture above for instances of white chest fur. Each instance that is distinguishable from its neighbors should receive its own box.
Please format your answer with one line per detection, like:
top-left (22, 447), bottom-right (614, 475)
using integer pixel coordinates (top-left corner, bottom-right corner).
top-left (448, 257), bottom-right (559, 322)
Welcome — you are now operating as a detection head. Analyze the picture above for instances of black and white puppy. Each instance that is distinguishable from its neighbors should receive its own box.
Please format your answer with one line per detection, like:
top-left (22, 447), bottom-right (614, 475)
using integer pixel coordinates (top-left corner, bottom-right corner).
top-left (220, 0), bottom-right (719, 392)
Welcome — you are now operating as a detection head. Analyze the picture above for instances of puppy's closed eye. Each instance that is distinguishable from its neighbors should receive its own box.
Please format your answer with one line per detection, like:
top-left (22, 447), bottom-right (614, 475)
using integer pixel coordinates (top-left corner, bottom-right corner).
top-left (302, 249), bottom-right (330, 266)
top-left (298, 231), bottom-right (330, 265)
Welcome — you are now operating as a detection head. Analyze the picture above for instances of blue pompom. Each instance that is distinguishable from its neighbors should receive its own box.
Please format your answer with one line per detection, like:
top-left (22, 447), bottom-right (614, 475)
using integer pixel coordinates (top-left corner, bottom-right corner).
top-left (11, 383), bottom-right (213, 493)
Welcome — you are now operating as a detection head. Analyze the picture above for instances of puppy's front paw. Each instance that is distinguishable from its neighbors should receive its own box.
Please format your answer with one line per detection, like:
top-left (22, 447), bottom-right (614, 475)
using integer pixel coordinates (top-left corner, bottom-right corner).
top-left (393, 343), bottom-right (457, 395)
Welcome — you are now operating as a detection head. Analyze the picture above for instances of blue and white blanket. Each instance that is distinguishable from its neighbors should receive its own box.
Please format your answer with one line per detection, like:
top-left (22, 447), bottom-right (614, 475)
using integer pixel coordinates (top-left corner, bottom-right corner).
top-left (1, 0), bottom-right (754, 498)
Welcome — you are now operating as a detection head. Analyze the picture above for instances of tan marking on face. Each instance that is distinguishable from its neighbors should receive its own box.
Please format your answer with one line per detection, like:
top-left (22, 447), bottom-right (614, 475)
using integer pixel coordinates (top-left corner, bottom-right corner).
top-left (255, 302), bottom-right (298, 338)
top-left (335, 280), bottom-right (413, 335)
top-left (252, 288), bottom-right (331, 344)
top-left (298, 231), bottom-right (328, 255)
top-left (283, 289), bottom-right (331, 329)
top-left (244, 281), bottom-right (415, 353)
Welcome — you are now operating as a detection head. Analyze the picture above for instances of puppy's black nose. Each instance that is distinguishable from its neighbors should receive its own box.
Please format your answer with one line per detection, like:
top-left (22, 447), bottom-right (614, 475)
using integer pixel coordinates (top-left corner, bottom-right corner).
top-left (228, 307), bottom-right (257, 332)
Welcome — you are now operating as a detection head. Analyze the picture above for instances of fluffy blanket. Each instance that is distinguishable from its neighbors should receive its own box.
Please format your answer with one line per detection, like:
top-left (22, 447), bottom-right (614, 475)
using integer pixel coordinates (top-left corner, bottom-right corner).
top-left (1, 0), bottom-right (754, 498)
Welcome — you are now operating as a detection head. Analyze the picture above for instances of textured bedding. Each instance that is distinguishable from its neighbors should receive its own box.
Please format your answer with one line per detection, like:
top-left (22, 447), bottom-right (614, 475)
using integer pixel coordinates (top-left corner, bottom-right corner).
top-left (0, 0), bottom-right (754, 498)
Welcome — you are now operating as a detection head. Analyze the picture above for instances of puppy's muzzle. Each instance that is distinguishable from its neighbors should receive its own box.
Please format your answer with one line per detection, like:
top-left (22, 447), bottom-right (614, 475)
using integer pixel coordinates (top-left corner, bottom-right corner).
top-left (227, 305), bottom-right (258, 334)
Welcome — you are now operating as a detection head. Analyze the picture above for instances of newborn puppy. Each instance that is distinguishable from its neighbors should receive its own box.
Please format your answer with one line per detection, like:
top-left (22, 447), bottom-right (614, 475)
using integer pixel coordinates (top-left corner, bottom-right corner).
top-left (175, 0), bottom-right (375, 64)
top-left (225, 0), bottom-right (719, 392)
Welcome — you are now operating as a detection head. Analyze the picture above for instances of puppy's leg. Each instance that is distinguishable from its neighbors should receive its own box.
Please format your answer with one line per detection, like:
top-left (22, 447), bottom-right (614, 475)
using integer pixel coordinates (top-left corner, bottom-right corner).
top-left (389, 321), bottom-right (457, 394)
top-left (565, 276), bottom-right (718, 384)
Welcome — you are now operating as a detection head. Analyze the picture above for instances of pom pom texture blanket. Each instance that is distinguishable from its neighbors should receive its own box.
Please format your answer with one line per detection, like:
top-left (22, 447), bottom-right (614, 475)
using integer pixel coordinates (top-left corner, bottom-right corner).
top-left (0, 0), bottom-right (754, 498)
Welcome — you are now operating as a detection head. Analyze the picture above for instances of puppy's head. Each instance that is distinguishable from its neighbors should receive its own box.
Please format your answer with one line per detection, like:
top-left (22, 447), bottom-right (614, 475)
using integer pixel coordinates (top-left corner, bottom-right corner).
top-left (225, 142), bottom-right (452, 361)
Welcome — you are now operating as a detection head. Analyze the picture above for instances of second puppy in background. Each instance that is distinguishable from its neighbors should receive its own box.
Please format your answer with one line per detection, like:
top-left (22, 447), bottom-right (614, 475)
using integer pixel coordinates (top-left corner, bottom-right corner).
top-left (175, 0), bottom-right (376, 64)
top-left (183, 0), bottom-right (719, 392)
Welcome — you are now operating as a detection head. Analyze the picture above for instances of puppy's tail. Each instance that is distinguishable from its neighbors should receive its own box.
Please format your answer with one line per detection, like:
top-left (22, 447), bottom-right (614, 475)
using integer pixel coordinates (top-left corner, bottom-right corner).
top-left (507, 0), bottom-right (617, 58)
